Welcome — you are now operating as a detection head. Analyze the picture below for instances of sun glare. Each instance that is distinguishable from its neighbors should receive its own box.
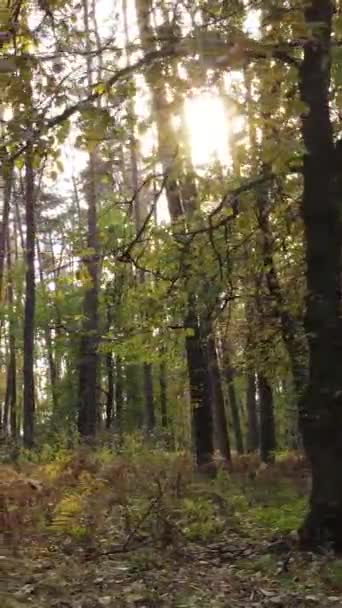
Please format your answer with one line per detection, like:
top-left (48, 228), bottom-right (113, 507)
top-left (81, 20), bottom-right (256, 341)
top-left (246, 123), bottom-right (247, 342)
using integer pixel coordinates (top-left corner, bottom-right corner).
top-left (184, 94), bottom-right (230, 168)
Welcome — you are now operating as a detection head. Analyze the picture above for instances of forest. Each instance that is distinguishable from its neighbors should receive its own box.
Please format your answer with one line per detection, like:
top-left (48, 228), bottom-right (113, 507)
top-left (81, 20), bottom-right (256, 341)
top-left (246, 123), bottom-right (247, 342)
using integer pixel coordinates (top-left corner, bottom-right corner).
top-left (1, 0), bottom-right (342, 606)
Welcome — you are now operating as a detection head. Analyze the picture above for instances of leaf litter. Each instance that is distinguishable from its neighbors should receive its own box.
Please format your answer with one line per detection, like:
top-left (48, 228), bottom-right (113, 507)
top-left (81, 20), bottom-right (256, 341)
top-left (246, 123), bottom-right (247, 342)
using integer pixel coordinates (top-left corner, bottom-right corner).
top-left (1, 452), bottom-right (342, 607)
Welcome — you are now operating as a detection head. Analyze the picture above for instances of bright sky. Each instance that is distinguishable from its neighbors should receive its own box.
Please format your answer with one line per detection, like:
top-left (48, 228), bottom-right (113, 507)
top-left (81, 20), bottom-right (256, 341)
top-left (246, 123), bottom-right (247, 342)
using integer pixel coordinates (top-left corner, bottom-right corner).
top-left (184, 94), bottom-right (230, 167)
top-left (57, 2), bottom-right (261, 217)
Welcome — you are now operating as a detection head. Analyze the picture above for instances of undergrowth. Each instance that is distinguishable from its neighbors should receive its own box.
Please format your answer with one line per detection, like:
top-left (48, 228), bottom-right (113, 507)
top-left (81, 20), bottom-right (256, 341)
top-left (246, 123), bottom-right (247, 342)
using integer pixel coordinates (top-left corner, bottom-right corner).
top-left (4, 446), bottom-right (342, 607)
top-left (0, 445), bottom-right (310, 553)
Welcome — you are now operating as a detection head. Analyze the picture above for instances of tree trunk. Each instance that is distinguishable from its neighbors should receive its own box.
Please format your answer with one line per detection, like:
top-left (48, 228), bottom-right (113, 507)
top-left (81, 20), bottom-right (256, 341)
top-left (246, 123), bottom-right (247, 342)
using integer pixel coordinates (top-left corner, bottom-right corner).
top-left (104, 302), bottom-right (114, 430)
top-left (224, 350), bottom-right (244, 454)
top-left (246, 372), bottom-right (259, 452)
top-left (37, 239), bottom-right (59, 412)
top-left (105, 351), bottom-right (114, 429)
top-left (185, 304), bottom-right (213, 466)
top-left (123, 0), bottom-right (155, 434)
top-left (77, 0), bottom-right (99, 439)
top-left (134, 0), bottom-right (213, 465)
top-left (297, 0), bottom-right (342, 549)
top-left (207, 334), bottom-right (231, 461)
top-left (258, 373), bottom-right (276, 464)
top-left (256, 185), bottom-right (308, 408)
top-left (0, 161), bottom-right (13, 303)
top-left (23, 144), bottom-right (36, 448)
top-left (77, 162), bottom-right (99, 438)
top-left (115, 355), bottom-right (124, 432)
top-left (159, 360), bottom-right (168, 428)
top-left (143, 362), bottom-right (155, 433)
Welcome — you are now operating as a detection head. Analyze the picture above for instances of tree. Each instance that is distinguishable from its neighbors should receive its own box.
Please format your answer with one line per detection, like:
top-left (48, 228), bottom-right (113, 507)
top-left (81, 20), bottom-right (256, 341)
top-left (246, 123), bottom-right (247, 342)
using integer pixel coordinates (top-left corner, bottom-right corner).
top-left (134, 0), bottom-right (214, 465)
top-left (77, 0), bottom-right (100, 438)
top-left (297, 0), bottom-right (342, 549)
top-left (23, 143), bottom-right (36, 448)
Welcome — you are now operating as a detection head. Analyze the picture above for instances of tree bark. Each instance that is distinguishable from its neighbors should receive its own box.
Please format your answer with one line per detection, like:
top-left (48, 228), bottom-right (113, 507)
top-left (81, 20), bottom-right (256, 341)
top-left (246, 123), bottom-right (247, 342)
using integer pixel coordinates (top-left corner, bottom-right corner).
top-left (77, 162), bottom-right (99, 438)
top-left (185, 304), bottom-right (213, 466)
top-left (0, 163), bottom-right (13, 433)
top-left (143, 362), bottom-right (155, 433)
top-left (159, 360), bottom-right (168, 428)
top-left (246, 372), bottom-right (259, 452)
top-left (3, 227), bottom-right (17, 438)
top-left (123, 0), bottom-right (155, 434)
top-left (256, 185), bottom-right (307, 412)
top-left (115, 355), bottom-right (124, 432)
top-left (224, 352), bottom-right (244, 454)
top-left (105, 351), bottom-right (114, 429)
top-left (77, 0), bottom-right (99, 438)
top-left (207, 333), bottom-right (231, 461)
top-left (0, 161), bottom-right (13, 303)
top-left (297, 0), bottom-right (342, 549)
top-left (23, 144), bottom-right (36, 448)
top-left (258, 373), bottom-right (276, 464)
top-left (7, 229), bottom-right (17, 439)
top-left (37, 239), bottom-right (59, 412)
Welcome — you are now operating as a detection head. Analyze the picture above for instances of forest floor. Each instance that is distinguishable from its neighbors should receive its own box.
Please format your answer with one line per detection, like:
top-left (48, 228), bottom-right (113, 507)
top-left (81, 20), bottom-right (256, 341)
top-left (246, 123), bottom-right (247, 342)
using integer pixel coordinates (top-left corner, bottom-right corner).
top-left (1, 445), bottom-right (342, 608)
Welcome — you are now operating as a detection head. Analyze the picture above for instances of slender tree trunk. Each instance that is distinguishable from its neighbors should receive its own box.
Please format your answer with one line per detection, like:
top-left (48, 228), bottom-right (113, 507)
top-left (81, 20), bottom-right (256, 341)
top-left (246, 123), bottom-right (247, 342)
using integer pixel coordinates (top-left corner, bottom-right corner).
top-left (3, 361), bottom-right (10, 435)
top-left (23, 144), bottom-right (35, 448)
top-left (297, 0), bottom-right (342, 549)
top-left (104, 302), bottom-right (114, 430)
top-left (246, 372), bottom-right (258, 452)
top-left (7, 231), bottom-right (17, 439)
top-left (47, 228), bottom-right (63, 378)
top-left (258, 373), bottom-right (276, 463)
top-left (37, 240), bottom-right (59, 412)
top-left (0, 164), bottom-right (14, 434)
top-left (115, 355), bottom-right (124, 432)
top-left (77, 0), bottom-right (99, 438)
top-left (0, 161), bottom-right (13, 303)
top-left (77, 170), bottom-right (99, 438)
top-left (9, 349), bottom-right (17, 439)
top-left (257, 188), bottom-right (308, 407)
top-left (159, 360), bottom-right (168, 428)
top-left (143, 362), bottom-right (155, 432)
top-left (123, 0), bottom-right (155, 433)
top-left (105, 352), bottom-right (114, 429)
top-left (207, 334), bottom-right (231, 461)
top-left (223, 349), bottom-right (244, 454)
top-left (134, 0), bottom-right (213, 465)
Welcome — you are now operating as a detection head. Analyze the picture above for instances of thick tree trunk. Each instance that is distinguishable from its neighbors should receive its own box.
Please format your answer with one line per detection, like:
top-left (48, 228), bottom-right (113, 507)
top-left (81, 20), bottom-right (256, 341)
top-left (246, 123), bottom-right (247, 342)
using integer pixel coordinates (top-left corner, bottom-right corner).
top-left (207, 334), bottom-right (231, 462)
top-left (23, 145), bottom-right (36, 448)
top-left (258, 373), bottom-right (276, 464)
top-left (297, 0), bottom-right (342, 549)
top-left (246, 372), bottom-right (259, 452)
